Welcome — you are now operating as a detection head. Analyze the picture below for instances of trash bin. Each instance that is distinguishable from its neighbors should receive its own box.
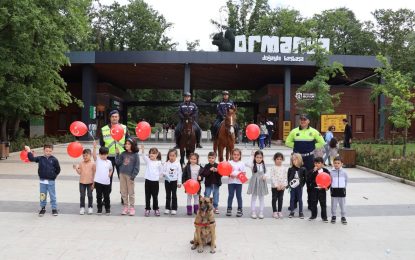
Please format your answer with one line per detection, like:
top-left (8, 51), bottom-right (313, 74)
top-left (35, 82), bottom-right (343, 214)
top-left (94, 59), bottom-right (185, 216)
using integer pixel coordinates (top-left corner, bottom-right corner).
top-left (0, 141), bottom-right (10, 159)
top-left (339, 148), bottom-right (356, 168)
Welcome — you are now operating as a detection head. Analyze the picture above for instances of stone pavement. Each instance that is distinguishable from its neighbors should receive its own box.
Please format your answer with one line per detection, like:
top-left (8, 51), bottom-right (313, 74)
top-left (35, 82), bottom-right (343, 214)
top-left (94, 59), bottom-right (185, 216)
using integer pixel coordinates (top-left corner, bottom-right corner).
top-left (0, 142), bottom-right (414, 260)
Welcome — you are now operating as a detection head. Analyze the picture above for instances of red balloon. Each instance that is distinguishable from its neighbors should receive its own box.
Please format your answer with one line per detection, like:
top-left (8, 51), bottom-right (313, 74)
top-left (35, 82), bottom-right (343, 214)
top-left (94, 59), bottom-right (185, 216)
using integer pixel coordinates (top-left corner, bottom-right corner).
top-left (67, 142), bottom-right (83, 158)
top-left (110, 124), bottom-right (125, 141)
top-left (217, 161), bottom-right (232, 176)
top-left (246, 124), bottom-right (260, 140)
top-left (69, 121), bottom-right (88, 137)
top-left (20, 150), bottom-right (29, 163)
top-left (135, 121), bottom-right (151, 141)
top-left (316, 172), bottom-right (331, 189)
top-left (183, 179), bottom-right (200, 195)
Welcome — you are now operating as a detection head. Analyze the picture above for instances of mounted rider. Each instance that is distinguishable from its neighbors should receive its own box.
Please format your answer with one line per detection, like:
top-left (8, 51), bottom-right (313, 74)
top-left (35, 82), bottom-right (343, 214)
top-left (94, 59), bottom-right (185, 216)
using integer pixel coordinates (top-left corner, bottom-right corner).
top-left (212, 90), bottom-right (239, 142)
top-left (174, 92), bottom-right (203, 149)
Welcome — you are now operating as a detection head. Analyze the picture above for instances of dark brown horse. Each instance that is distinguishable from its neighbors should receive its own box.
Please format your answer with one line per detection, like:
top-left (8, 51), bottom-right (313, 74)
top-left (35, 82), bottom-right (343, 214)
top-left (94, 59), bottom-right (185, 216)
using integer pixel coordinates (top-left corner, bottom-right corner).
top-left (179, 115), bottom-right (196, 165)
top-left (213, 107), bottom-right (237, 162)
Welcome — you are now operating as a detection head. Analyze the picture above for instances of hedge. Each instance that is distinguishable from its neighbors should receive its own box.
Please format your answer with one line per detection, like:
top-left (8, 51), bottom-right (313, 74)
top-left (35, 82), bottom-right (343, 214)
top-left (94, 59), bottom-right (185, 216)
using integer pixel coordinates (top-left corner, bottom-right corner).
top-left (9, 134), bottom-right (76, 153)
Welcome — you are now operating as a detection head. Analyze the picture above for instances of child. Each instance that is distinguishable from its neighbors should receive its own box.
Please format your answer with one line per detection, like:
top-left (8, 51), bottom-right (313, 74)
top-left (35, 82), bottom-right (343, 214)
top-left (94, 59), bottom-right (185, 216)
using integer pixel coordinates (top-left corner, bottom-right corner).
top-left (269, 152), bottom-right (287, 219)
top-left (200, 152), bottom-right (221, 214)
top-left (247, 150), bottom-right (268, 219)
top-left (182, 153), bottom-right (203, 215)
top-left (162, 149), bottom-right (182, 215)
top-left (226, 148), bottom-right (246, 217)
top-left (328, 138), bottom-right (339, 166)
top-left (287, 153), bottom-right (307, 219)
top-left (73, 149), bottom-right (96, 215)
top-left (93, 143), bottom-right (113, 215)
top-left (115, 138), bottom-right (140, 216)
top-left (307, 157), bottom-right (330, 222)
top-left (259, 122), bottom-right (268, 150)
top-left (330, 156), bottom-right (348, 224)
top-left (25, 144), bottom-right (61, 217)
top-left (140, 145), bottom-right (162, 217)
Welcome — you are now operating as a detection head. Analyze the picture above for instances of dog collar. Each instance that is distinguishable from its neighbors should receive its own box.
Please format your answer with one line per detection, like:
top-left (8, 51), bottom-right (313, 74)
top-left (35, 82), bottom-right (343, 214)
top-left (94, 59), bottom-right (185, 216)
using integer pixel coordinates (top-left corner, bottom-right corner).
top-left (194, 221), bottom-right (215, 227)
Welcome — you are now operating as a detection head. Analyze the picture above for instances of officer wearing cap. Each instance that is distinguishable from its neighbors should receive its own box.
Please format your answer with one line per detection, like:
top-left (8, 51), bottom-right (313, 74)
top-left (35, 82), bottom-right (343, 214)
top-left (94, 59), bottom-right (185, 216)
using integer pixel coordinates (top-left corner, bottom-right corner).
top-left (285, 114), bottom-right (325, 210)
top-left (100, 109), bottom-right (129, 192)
top-left (285, 114), bottom-right (325, 171)
top-left (174, 92), bottom-right (203, 148)
top-left (212, 90), bottom-right (239, 141)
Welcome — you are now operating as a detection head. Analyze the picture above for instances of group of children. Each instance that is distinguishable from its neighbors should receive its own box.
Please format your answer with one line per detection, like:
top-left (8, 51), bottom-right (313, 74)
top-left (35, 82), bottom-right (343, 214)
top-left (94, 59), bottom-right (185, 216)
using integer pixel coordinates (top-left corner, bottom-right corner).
top-left (25, 141), bottom-right (348, 224)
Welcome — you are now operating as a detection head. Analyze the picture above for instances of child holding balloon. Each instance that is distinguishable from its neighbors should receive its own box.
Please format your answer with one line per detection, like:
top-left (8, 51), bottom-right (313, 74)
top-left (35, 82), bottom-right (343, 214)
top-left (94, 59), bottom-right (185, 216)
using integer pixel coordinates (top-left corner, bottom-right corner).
top-left (200, 152), bottom-right (221, 214)
top-left (25, 144), bottom-right (61, 217)
top-left (226, 148), bottom-right (246, 217)
top-left (115, 138), bottom-right (140, 216)
top-left (162, 148), bottom-right (182, 215)
top-left (140, 145), bottom-right (162, 217)
top-left (73, 149), bottom-right (96, 215)
top-left (182, 153), bottom-right (203, 215)
top-left (246, 150), bottom-right (268, 219)
top-left (307, 157), bottom-right (330, 222)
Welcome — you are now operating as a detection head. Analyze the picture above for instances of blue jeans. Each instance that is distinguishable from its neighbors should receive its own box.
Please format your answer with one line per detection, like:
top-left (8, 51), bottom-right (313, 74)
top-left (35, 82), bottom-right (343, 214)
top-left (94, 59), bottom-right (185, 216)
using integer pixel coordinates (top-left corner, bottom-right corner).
top-left (40, 180), bottom-right (57, 209)
top-left (259, 134), bottom-right (267, 149)
top-left (290, 186), bottom-right (303, 213)
top-left (323, 144), bottom-right (330, 165)
top-left (227, 184), bottom-right (242, 210)
top-left (204, 185), bottom-right (220, 209)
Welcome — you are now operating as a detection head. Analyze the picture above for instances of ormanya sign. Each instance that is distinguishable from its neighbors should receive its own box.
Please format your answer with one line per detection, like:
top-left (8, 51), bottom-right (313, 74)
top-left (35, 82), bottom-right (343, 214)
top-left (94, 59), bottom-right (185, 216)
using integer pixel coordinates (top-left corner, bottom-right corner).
top-left (234, 35), bottom-right (330, 63)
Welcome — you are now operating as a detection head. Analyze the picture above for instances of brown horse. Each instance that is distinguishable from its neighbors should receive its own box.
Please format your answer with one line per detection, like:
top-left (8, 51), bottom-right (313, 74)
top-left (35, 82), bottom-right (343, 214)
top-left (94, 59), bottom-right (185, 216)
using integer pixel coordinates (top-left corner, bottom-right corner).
top-left (213, 107), bottom-right (237, 162)
top-left (179, 115), bottom-right (196, 166)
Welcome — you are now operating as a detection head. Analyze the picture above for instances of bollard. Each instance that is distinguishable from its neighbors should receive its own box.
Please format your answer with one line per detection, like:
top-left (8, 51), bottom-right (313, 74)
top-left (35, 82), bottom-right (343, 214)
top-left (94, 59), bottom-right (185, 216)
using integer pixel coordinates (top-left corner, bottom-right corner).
top-left (171, 131), bottom-right (174, 142)
top-left (207, 130), bottom-right (211, 141)
top-left (163, 130), bottom-right (167, 141)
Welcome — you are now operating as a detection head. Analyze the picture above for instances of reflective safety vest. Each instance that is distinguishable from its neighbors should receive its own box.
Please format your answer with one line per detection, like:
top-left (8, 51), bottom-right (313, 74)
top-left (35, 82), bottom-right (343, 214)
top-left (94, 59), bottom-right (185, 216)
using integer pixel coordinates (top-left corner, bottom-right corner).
top-left (285, 126), bottom-right (325, 154)
top-left (101, 124), bottom-right (127, 156)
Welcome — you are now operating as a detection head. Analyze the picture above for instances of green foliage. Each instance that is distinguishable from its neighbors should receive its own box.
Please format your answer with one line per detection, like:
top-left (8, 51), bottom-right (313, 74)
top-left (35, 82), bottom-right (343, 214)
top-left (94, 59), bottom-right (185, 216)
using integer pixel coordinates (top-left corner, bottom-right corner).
top-left (372, 55), bottom-right (415, 156)
top-left (90, 0), bottom-right (175, 51)
top-left (186, 40), bottom-right (200, 51)
top-left (296, 44), bottom-right (345, 127)
top-left (0, 0), bottom-right (89, 141)
top-left (9, 134), bottom-right (75, 153)
top-left (356, 145), bottom-right (415, 181)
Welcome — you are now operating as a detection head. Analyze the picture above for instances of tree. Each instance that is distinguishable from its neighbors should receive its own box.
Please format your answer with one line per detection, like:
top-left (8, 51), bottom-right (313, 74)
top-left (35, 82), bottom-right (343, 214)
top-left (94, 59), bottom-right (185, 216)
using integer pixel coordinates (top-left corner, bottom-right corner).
top-left (371, 55), bottom-right (415, 157)
top-left (312, 8), bottom-right (378, 55)
top-left (296, 44), bottom-right (345, 128)
top-left (0, 0), bottom-right (89, 141)
top-left (186, 40), bottom-right (200, 51)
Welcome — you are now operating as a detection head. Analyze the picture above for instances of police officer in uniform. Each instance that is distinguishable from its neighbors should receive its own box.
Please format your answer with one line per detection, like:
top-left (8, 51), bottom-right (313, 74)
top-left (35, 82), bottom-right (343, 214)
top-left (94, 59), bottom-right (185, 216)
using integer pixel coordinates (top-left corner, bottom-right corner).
top-left (174, 92), bottom-right (203, 149)
top-left (212, 90), bottom-right (239, 142)
top-left (285, 114), bottom-right (325, 209)
top-left (99, 110), bottom-right (129, 193)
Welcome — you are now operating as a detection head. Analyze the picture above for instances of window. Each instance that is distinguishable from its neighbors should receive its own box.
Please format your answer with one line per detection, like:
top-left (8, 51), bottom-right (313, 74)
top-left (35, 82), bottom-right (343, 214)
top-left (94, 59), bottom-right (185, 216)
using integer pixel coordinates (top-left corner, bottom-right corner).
top-left (356, 115), bottom-right (364, 132)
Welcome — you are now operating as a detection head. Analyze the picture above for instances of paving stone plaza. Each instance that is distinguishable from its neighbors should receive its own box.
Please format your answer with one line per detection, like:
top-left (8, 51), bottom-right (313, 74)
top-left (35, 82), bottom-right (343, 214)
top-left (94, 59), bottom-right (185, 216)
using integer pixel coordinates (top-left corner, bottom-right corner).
top-left (0, 141), bottom-right (414, 259)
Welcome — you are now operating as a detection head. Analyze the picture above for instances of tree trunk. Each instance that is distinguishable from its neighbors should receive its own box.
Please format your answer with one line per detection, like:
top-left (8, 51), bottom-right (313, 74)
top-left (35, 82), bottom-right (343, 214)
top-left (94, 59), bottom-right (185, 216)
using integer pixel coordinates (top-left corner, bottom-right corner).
top-left (403, 127), bottom-right (407, 158)
top-left (0, 118), bottom-right (8, 142)
top-left (11, 116), bottom-right (21, 140)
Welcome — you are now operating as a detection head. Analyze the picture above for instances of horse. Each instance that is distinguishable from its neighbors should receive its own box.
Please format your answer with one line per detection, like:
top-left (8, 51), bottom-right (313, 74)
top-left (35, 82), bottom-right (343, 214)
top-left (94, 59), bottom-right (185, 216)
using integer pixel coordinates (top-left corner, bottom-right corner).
top-left (179, 115), bottom-right (196, 166)
top-left (213, 107), bottom-right (237, 162)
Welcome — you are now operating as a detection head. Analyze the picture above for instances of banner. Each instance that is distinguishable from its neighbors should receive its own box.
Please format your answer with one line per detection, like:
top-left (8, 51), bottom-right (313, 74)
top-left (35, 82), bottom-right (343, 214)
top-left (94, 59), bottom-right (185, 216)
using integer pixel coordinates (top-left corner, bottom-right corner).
top-left (321, 114), bottom-right (347, 133)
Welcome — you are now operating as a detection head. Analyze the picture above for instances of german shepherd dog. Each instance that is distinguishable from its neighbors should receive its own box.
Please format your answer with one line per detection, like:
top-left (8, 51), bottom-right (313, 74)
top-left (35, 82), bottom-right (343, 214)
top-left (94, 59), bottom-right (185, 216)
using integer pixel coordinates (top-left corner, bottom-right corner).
top-left (190, 196), bottom-right (216, 253)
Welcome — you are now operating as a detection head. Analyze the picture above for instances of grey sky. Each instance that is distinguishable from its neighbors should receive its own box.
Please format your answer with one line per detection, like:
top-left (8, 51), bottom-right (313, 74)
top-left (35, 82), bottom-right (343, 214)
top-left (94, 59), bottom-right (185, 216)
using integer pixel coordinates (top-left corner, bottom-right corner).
top-left (99, 0), bottom-right (415, 51)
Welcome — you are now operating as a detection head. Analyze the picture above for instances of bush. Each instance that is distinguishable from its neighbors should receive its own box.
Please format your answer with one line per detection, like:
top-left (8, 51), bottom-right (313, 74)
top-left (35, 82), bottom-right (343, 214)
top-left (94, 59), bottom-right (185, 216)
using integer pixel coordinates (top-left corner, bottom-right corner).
top-left (9, 134), bottom-right (75, 153)
top-left (356, 145), bottom-right (415, 181)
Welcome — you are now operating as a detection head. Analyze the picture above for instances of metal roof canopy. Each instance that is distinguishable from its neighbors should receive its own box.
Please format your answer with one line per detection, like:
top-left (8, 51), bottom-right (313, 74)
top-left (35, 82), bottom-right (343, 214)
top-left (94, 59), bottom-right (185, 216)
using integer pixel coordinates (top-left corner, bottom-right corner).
top-left (63, 51), bottom-right (379, 90)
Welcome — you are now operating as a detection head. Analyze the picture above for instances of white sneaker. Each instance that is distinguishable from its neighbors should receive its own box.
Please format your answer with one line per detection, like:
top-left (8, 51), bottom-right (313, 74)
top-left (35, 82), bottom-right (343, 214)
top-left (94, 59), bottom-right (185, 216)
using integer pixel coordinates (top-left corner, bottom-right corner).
top-left (87, 207), bottom-right (93, 215)
top-left (251, 212), bottom-right (257, 219)
top-left (171, 210), bottom-right (177, 215)
top-left (164, 209), bottom-right (170, 215)
top-left (80, 207), bottom-right (85, 215)
top-left (258, 212), bottom-right (264, 219)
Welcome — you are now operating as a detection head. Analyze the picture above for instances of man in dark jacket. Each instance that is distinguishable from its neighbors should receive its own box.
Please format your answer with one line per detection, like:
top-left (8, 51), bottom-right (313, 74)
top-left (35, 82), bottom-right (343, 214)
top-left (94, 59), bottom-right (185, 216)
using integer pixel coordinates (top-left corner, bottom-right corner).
top-left (25, 144), bottom-right (61, 217)
top-left (342, 119), bottom-right (352, 148)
